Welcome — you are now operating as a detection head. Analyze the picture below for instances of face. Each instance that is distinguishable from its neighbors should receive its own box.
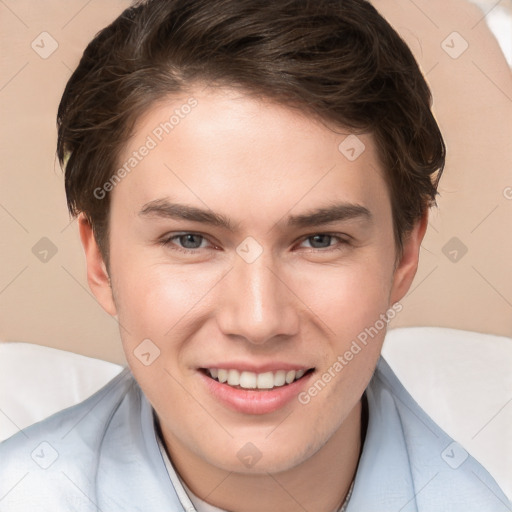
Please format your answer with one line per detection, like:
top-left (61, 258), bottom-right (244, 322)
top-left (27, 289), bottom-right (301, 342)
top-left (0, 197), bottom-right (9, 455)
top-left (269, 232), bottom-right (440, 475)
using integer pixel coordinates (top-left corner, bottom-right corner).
top-left (81, 85), bottom-right (424, 475)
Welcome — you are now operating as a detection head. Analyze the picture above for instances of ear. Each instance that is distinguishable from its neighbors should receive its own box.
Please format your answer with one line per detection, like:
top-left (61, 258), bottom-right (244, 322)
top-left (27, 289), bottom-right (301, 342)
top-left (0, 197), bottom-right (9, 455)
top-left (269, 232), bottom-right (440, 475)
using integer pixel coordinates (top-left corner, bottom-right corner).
top-left (390, 210), bottom-right (429, 304)
top-left (78, 213), bottom-right (117, 316)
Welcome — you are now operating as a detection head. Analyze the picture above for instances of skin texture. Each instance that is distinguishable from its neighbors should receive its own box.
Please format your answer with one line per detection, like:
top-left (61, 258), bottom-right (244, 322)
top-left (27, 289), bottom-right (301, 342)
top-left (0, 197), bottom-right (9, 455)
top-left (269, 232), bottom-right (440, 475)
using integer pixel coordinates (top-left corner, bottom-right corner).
top-left (79, 85), bottom-right (427, 512)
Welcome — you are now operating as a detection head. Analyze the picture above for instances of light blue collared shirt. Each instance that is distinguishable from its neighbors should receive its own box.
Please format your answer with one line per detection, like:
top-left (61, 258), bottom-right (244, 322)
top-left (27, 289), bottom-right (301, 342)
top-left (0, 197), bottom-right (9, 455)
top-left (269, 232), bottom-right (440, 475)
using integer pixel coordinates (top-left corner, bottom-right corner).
top-left (0, 357), bottom-right (510, 511)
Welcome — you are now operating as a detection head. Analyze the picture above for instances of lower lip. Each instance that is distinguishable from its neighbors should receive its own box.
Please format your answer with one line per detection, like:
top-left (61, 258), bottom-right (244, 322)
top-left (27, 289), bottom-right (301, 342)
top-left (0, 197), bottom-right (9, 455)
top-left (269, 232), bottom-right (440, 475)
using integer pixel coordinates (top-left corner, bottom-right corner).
top-left (198, 370), bottom-right (314, 415)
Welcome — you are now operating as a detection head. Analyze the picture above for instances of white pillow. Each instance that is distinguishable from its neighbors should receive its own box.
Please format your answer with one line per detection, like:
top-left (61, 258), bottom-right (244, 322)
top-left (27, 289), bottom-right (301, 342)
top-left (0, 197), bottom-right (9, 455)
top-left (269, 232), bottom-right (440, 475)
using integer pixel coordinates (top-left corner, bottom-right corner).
top-left (382, 327), bottom-right (512, 500)
top-left (1, 327), bottom-right (510, 499)
top-left (0, 342), bottom-right (122, 441)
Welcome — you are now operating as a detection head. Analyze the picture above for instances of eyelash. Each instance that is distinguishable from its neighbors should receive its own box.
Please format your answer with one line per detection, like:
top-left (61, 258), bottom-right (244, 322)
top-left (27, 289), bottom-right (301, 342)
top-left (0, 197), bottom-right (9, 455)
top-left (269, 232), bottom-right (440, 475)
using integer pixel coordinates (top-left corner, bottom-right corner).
top-left (159, 232), bottom-right (351, 255)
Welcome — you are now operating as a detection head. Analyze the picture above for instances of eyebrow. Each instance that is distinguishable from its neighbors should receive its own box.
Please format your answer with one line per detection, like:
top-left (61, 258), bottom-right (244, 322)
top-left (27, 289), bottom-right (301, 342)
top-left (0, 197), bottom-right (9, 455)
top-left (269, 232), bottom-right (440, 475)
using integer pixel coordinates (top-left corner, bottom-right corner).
top-left (138, 198), bottom-right (372, 231)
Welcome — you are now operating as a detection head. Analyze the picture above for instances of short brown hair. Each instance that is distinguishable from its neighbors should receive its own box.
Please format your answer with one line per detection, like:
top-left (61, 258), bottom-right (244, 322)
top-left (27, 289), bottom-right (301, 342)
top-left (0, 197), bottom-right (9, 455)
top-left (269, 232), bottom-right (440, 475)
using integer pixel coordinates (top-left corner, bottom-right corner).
top-left (57, 0), bottom-right (445, 265)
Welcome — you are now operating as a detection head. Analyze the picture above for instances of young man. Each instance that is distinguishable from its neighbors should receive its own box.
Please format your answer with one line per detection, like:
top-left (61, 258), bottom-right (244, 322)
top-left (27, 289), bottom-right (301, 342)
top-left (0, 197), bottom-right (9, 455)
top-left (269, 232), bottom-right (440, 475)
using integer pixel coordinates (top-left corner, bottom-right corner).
top-left (0, 0), bottom-right (510, 510)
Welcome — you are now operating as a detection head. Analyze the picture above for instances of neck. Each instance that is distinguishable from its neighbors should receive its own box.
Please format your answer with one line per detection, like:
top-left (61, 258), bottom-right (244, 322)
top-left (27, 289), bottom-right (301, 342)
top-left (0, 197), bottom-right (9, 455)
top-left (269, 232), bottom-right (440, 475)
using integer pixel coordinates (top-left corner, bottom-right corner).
top-left (159, 398), bottom-right (365, 512)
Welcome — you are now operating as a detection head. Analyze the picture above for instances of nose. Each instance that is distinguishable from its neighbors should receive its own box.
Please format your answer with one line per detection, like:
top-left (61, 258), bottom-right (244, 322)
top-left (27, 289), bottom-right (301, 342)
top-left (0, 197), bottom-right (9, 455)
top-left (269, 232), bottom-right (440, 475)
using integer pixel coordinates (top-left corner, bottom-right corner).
top-left (216, 251), bottom-right (300, 345)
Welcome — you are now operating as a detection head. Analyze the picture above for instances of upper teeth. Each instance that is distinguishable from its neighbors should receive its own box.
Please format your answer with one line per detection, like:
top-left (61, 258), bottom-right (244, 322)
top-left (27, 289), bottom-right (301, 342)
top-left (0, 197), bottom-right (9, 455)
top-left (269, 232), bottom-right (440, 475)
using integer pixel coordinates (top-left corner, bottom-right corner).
top-left (208, 368), bottom-right (306, 390)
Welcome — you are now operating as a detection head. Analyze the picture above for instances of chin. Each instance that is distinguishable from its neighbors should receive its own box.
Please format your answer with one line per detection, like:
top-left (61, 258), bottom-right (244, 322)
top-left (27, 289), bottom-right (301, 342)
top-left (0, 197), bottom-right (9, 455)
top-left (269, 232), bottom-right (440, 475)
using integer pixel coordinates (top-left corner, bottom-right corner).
top-left (209, 432), bottom-right (323, 475)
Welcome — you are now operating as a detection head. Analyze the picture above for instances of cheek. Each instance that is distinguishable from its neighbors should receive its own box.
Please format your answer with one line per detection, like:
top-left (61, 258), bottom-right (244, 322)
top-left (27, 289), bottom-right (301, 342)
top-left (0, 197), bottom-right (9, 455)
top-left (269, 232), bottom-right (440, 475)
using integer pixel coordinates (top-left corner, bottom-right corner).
top-left (291, 256), bottom-right (394, 337)
top-left (110, 251), bottom-right (227, 348)
top-left (287, 261), bottom-right (392, 439)
top-left (288, 255), bottom-right (394, 403)
top-left (109, 258), bottom-right (220, 409)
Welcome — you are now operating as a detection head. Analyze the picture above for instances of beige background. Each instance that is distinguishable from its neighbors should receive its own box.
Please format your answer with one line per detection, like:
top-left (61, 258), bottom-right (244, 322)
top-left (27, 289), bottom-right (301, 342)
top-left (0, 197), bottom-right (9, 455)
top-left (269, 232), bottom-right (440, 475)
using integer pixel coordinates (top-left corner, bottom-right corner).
top-left (0, 0), bottom-right (511, 365)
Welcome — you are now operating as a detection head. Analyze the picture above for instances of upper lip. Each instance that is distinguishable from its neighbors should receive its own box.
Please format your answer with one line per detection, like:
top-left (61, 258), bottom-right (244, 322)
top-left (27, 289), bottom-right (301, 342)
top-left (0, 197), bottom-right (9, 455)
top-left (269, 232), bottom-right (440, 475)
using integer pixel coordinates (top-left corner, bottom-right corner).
top-left (198, 362), bottom-right (314, 373)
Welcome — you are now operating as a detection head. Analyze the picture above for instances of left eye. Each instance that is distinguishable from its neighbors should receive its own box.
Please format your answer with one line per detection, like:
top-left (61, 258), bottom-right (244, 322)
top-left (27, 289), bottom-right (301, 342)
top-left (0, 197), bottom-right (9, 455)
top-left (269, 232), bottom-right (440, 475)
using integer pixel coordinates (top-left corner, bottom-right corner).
top-left (300, 234), bottom-right (341, 249)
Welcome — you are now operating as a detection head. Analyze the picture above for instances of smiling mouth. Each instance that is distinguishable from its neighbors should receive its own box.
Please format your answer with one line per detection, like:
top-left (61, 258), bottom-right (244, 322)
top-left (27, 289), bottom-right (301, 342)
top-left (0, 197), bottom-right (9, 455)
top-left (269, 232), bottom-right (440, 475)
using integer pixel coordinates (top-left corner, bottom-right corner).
top-left (200, 367), bottom-right (315, 391)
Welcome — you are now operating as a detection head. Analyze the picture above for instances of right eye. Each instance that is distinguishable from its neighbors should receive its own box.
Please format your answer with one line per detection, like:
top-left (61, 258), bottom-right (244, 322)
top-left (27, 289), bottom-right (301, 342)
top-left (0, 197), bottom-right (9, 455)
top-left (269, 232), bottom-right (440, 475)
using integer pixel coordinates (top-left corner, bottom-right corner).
top-left (160, 232), bottom-right (215, 254)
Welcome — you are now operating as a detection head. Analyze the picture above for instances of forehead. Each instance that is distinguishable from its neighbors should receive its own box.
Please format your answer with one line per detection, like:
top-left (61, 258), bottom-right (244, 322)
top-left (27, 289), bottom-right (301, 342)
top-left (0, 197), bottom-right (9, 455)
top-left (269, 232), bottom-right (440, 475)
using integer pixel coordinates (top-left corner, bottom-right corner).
top-left (110, 86), bottom-right (390, 227)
